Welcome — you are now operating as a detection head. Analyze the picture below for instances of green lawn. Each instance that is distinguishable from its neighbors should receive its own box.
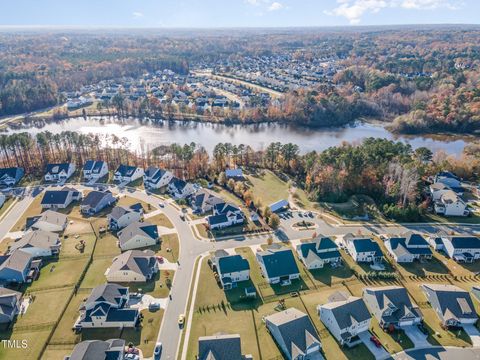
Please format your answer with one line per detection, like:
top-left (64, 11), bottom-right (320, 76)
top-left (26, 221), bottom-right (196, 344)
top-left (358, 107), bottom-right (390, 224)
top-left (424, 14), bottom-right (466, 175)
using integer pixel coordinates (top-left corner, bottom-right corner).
top-left (247, 170), bottom-right (290, 207)
top-left (157, 233), bottom-right (179, 262)
top-left (0, 197), bottom-right (15, 219)
top-left (148, 213), bottom-right (174, 228)
top-left (28, 258), bottom-right (89, 291)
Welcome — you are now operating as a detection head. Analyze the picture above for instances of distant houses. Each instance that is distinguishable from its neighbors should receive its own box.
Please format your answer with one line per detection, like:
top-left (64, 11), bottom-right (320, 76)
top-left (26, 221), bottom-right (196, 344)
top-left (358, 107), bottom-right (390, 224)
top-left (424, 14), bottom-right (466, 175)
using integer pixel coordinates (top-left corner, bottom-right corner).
top-left (0, 167), bottom-right (24, 187)
top-left (264, 307), bottom-right (322, 360)
top-left (113, 164), bottom-right (144, 184)
top-left (41, 187), bottom-right (82, 209)
top-left (256, 247), bottom-right (299, 285)
top-left (83, 160), bottom-right (108, 182)
top-left (117, 221), bottom-right (159, 251)
top-left (75, 283), bottom-right (139, 330)
top-left (44, 163), bottom-right (75, 183)
top-left (343, 234), bottom-right (383, 264)
top-left (422, 284), bottom-right (478, 328)
top-left (107, 204), bottom-right (143, 230)
top-left (296, 236), bottom-right (341, 270)
top-left (213, 253), bottom-right (250, 290)
top-left (106, 250), bottom-right (158, 283)
top-left (363, 286), bottom-right (422, 329)
top-left (384, 232), bottom-right (432, 263)
top-left (144, 167), bottom-right (173, 189)
top-left (207, 202), bottom-right (244, 230)
top-left (318, 291), bottom-right (371, 347)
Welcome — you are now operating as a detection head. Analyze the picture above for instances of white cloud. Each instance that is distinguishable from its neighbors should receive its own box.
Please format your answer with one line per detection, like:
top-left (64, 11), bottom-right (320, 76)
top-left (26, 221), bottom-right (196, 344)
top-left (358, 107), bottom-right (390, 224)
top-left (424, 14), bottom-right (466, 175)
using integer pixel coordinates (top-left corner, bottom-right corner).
top-left (132, 12), bottom-right (144, 18)
top-left (268, 2), bottom-right (285, 11)
top-left (326, 0), bottom-right (462, 24)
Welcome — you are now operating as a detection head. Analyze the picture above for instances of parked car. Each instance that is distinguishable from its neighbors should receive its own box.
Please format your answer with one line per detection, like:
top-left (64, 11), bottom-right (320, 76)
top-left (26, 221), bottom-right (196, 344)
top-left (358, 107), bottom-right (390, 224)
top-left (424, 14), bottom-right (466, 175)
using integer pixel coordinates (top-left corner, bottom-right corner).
top-left (370, 335), bottom-right (381, 348)
top-left (154, 342), bottom-right (163, 359)
top-left (157, 256), bottom-right (164, 264)
top-left (149, 302), bottom-right (161, 311)
top-left (178, 314), bottom-right (185, 327)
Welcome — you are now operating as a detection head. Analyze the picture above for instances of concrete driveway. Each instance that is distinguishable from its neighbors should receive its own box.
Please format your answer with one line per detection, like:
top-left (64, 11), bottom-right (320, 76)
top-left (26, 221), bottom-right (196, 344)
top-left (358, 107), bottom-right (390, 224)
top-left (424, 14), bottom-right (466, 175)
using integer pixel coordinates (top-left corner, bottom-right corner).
top-left (464, 324), bottom-right (480, 347)
top-left (359, 331), bottom-right (390, 359)
top-left (403, 325), bottom-right (429, 348)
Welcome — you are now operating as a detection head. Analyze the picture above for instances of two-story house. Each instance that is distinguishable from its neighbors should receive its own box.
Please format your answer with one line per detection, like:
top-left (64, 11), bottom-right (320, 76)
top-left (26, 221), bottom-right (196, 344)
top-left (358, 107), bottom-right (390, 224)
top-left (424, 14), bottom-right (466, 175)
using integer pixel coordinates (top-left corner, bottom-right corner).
top-left (256, 247), bottom-right (299, 286)
top-left (385, 232), bottom-right (432, 263)
top-left (214, 253), bottom-right (250, 290)
top-left (296, 236), bottom-right (341, 270)
top-left (44, 163), bottom-right (76, 183)
top-left (83, 160), bottom-right (108, 182)
top-left (143, 167), bottom-right (173, 189)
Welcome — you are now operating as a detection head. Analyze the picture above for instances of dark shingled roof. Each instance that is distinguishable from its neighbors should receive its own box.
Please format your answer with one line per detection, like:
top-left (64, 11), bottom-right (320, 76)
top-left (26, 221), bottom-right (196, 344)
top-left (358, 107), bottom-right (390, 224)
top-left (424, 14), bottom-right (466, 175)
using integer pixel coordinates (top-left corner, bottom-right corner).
top-left (217, 255), bottom-right (249, 274)
top-left (69, 339), bottom-right (125, 360)
top-left (321, 296), bottom-right (371, 330)
top-left (198, 334), bottom-right (243, 360)
top-left (257, 248), bottom-right (299, 279)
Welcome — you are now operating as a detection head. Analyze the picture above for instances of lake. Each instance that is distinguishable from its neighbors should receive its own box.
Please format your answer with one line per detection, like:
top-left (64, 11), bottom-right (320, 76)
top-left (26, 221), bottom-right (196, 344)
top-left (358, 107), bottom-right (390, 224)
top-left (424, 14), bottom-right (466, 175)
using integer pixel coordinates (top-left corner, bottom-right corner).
top-left (5, 116), bottom-right (474, 156)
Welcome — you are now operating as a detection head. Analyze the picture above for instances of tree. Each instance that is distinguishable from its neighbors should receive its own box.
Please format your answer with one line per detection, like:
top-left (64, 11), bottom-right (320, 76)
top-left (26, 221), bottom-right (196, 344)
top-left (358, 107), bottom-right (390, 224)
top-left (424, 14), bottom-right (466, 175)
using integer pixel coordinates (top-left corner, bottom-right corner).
top-left (268, 214), bottom-right (280, 230)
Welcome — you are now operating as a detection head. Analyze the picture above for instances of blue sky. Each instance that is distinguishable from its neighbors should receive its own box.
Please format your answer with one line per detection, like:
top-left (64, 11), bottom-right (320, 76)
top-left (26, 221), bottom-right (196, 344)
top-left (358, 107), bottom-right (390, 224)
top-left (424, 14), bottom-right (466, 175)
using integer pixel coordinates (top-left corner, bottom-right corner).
top-left (1, 0), bottom-right (478, 28)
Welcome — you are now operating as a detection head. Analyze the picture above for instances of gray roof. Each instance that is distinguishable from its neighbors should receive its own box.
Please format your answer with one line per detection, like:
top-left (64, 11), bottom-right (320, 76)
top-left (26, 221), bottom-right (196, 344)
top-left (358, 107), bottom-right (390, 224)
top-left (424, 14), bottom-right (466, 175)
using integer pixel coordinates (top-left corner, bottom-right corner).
top-left (0, 287), bottom-right (22, 319)
top-left (34, 210), bottom-right (67, 228)
top-left (363, 286), bottom-right (422, 325)
top-left (265, 307), bottom-right (320, 359)
top-left (9, 230), bottom-right (60, 253)
top-left (257, 248), bottom-right (299, 279)
top-left (85, 283), bottom-right (128, 308)
top-left (109, 250), bottom-right (157, 277)
top-left (198, 334), bottom-right (243, 360)
top-left (321, 295), bottom-right (371, 330)
top-left (82, 191), bottom-right (113, 208)
top-left (109, 204), bottom-right (141, 221)
top-left (0, 249), bottom-right (32, 273)
top-left (69, 339), bottom-right (125, 360)
top-left (422, 284), bottom-right (478, 323)
top-left (117, 221), bottom-right (158, 247)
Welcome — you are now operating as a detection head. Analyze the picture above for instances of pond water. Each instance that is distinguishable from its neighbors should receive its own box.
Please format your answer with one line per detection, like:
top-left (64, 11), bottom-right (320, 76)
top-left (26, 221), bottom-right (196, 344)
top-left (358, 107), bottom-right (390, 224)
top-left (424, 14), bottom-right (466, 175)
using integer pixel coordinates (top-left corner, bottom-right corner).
top-left (5, 117), bottom-right (473, 156)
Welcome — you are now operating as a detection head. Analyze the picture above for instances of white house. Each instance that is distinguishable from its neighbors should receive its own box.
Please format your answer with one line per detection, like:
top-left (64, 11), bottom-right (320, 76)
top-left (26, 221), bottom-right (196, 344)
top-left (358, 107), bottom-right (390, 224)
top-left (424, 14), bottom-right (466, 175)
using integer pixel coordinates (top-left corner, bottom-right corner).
top-left (318, 292), bottom-right (371, 347)
top-left (296, 236), bottom-right (341, 270)
top-left (117, 221), bottom-right (159, 251)
top-left (83, 160), bottom-right (108, 181)
top-left (265, 308), bottom-right (322, 360)
top-left (8, 230), bottom-right (61, 258)
top-left (440, 235), bottom-right (480, 262)
top-left (40, 187), bottom-right (82, 209)
top-left (434, 190), bottom-right (469, 217)
top-left (344, 234), bottom-right (383, 263)
top-left (214, 253), bottom-right (250, 290)
top-left (429, 182), bottom-right (453, 201)
top-left (384, 232), bottom-right (432, 263)
top-left (256, 247), bottom-right (299, 285)
top-left (168, 178), bottom-right (197, 199)
top-left (143, 167), bottom-right (173, 189)
top-left (106, 250), bottom-right (158, 283)
top-left (191, 189), bottom-right (224, 214)
top-left (44, 163), bottom-right (76, 183)
top-left (113, 165), bottom-right (144, 184)
top-left (107, 204), bottom-right (143, 230)
top-left (207, 203), bottom-right (244, 230)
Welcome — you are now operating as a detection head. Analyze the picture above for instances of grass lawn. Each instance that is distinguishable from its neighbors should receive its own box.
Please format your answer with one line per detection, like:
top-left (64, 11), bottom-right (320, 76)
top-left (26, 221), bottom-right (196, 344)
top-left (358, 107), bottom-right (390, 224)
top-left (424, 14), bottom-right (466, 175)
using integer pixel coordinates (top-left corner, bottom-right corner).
top-left (61, 233), bottom-right (97, 258)
top-left (11, 195), bottom-right (43, 231)
top-left (395, 257), bottom-right (450, 277)
top-left (308, 259), bottom-right (356, 287)
top-left (80, 258), bottom-right (112, 288)
top-left (28, 258), bottom-right (89, 291)
top-left (212, 186), bottom-right (244, 208)
top-left (81, 308), bottom-right (163, 358)
top-left (91, 233), bottom-right (121, 258)
top-left (42, 347), bottom-right (75, 360)
top-left (0, 197), bottom-right (15, 219)
top-left (148, 213), bottom-right (174, 228)
top-left (117, 270), bottom-right (174, 299)
top-left (195, 223), bottom-right (212, 239)
top-left (431, 251), bottom-right (479, 277)
top-left (157, 233), bottom-right (179, 262)
top-left (117, 195), bottom-right (152, 214)
top-left (0, 328), bottom-right (52, 360)
top-left (425, 213), bottom-right (480, 224)
top-left (247, 170), bottom-right (289, 207)
top-left (49, 292), bottom-right (85, 345)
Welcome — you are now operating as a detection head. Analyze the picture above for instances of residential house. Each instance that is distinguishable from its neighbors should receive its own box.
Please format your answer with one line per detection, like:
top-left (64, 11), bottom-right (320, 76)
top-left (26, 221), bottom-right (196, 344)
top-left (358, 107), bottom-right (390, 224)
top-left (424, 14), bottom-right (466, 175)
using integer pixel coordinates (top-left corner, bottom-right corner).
top-left (318, 292), bottom-right (371, 347)
top-left (80, 191), bottom-right (116, 215)
top-left (107, 204), bottom-right (143, 230)
top-left (8, 230), bottom-right (61, 257)
top-left (429, 182), bottom-right (453, 201)
top-left (422, 284), bottom-right (478, 327)
top-left (113, 165), bottom-right (144, 184)
top-left (265, 307), bottom-right (322, 360)
top-left (198, 334), bottom-right (251, 360)
top-left (168, 177), bottom-right (197, 199)
top-left (269, 199), bottom-right (289, 213)
top-left (207, 202), bottom-right (244, 230)
top-left (256, 247), bottom-right (300, 285)
top-left (440, 235), bottom-right (480, 263)
top-left (363, 286), bottom-right (422, 329)
top-left (296, 236), bottom-right (341, 270)
top-left (191, 189), bottom-right (224, 214)
top-left (344, 234), bottom-right (383, 263)
top-left (41, 187), bottom-right (82, 209)
top-left (27, 210), bottom-right (68, 232)
top-left (434, 171), bottom-right (462, 190)
top-left (0, 287), bottom-right (22, 323)
top-left (0, 249), bottom-right (34, 284)
top-left (83, 160), bottom-right (108, 181)
top-left (44, 163), bottom-right (76, 183)
top-left (225, 168), bottom-right (244, 180)
top-left (75, 283), bottom-right (139, 329)
top-left (214, 253), bottom-right (250, 290)
top-left (106, 250), bottom-right (158, 283)
top-left (143, 167), bottom-right (173, 189)
top-left (0, 167), bottom-right (24, 187)
top-left (434, 190), bottom-right (469, 217)
top-left (118, 221), bottom-right (159, 251)
top-left (66, 339), bottom-right (125, 360)
top-left (385, 232), bottom-right (432, 263)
